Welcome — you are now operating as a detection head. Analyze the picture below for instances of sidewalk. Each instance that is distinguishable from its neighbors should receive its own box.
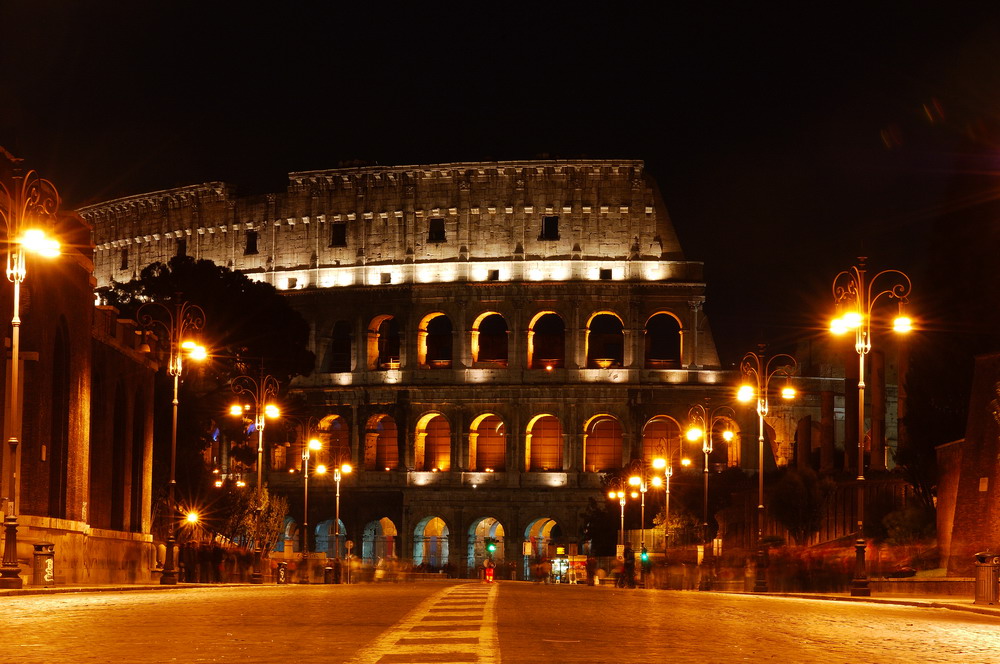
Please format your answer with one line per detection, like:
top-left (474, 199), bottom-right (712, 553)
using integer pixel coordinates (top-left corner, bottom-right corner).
top-left (730, 590), bottom-right (1000, 619)
top-left (0, 582), bottom-right (260, 598)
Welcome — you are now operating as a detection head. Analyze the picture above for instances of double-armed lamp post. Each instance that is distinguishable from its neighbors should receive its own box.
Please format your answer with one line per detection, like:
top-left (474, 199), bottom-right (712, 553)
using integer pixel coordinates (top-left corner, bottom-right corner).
top-left (831, 257), bottom-right (912, 597)
top-left (738, 347), bottom-right (797, 593)
top-left (230, 368), bottom-right (280, 584)
top-left (0, 163), bottom-right (61, 589)
top-left (137, 300), bottom-right (207, 585)
top-left (685, 404), bottom-right (735, 550)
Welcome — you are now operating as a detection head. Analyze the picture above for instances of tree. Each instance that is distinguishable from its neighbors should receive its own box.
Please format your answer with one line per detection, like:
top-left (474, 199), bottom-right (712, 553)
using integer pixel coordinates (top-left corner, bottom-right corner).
top-left (218, 487), bottom-right (289, 556)
top-left (768, 468), bottom-right (835, 545)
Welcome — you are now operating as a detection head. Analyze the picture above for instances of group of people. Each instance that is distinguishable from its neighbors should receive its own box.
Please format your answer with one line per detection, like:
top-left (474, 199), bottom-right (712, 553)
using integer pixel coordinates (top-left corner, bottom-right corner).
top-left (177, 540), bottom-right (254, 583)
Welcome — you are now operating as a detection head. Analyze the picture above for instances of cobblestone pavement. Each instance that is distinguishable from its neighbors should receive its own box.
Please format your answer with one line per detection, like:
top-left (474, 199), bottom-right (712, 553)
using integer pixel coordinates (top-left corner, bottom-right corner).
top-left (1, 582), bottom-right (997, 663)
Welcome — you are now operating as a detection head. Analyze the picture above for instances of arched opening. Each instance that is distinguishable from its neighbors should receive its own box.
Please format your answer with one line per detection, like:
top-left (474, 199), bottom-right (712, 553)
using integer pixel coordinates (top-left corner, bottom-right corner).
top-left (367, 315), bottom-right (401, 370)
top-left (641, 416), bottom-right (684, 467)
top-left (526, 414), bottom-right (563, 471)
top-left (418, 313), bottom-right (453, 368)
top-left (415, 412), bottom-right (451, 471)
top-left (586, 312), bottom-right (624, 368)
top-left (412, 516), bottom-right (448, 569)
top-left (318, 414), bottom-right (351, 466)
top-left (362, 517), bottom-right (398, 564)
top-left (314, 518), bottom-right (347, 558)
top-left (523, 518), bottom-right (564, 581)
top-left (468, 517), bottom-right (505, 574)
top-left (584, 416), bottom-right (623, 472)
top-left (528, 312), bottom-right (565, 369)
top-left (473, 312), bottom-right (508, 366)
top-left (469, 414), bottom-right (506, 471)
top-left (327, 320), bottom-right (353, 372)
top-left (364, 414), bottom-right (399, 471)
top-left (645, 313), bottom-right (682, 369)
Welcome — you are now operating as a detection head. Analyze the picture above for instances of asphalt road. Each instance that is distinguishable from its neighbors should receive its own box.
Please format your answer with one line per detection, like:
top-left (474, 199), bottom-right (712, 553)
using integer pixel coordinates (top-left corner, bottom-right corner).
top-left (1, 582), bottom-right (997, 663)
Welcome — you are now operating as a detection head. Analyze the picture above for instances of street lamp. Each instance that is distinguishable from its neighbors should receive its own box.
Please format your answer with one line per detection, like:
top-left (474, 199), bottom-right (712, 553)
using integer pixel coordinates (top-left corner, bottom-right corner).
top-left (137, 300), bottom-right (206, 585)
top-left (651, 440), bottom-right (690, 549)
top-left (332, 460), bottom-right (352, 570)
top-left (686, 402), bottom-right (735, 587)
top-left (738, 347), bottom-right (797, 593)
top-left (831, 257), bottom-right (912, 597)
top-left (230, 368), bottom-right (280, 584)
top-left (627, 458), bottom-right (664, 585)
top-left (607, 478), bottom-right (629, 549)
top-left (301, 438), bottom-right (323, 559)
top-left (0, 163), bottom-right (61, 589)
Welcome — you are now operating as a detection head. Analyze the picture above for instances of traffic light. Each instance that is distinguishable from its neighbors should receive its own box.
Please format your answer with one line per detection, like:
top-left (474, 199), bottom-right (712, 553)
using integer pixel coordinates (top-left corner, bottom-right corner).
top-left (640, 547), bottom-right (648, 562)
top-left (486, 541), bottom-right (497, 555)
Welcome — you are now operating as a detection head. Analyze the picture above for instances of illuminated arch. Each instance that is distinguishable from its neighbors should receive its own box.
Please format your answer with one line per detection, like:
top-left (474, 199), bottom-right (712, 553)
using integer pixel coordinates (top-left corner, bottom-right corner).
top-left (644, 311), bottom-right (682, 369)
top-left (364, 413), bottom-right (399, 471)
top-left (415, 411), bottom-right (451, 471)
top-left (326, 320), bottom-right (352, 372)
top-left (471, 311), bottom-right (508, 365)
top-left (525, 414), bottom-right (563, 471)
top-left (523, 517), bottom-right (563, 580)
top-left (641, 416), bottom-right (684, 466)
top-left (363, 517), bottom-right (398, 564)
top-left (469, 413), bottom-right (506, 471)
top-left (583, 414), bottom-right (624, 472)
top-left (527, 311), bottom-right (565, 369)
top-left (367, 314), bottom-right (400, 370)
top-left (417, 312), bottom-right (453, 367)
top-left (585, 311), bottom-right (625, 368)
top-left (467, 516), bottom-right (505, 571)
top-left (316, 414), bottom-right (351, 466)
top-left (413, 516), bottom-right (449, 568)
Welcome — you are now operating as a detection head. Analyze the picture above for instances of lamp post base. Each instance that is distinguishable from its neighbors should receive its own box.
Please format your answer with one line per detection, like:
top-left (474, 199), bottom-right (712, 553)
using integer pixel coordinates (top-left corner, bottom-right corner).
top-left (250, 548), bottom-right (264, 584)
top-left (850, 537), bottom-right (870, 597)
top-left (160, 534), bottom-right (178, 585)
top-left (0, 515), bottom-right (22, 589)
top-left (753, 542), bottom-right (768, 593)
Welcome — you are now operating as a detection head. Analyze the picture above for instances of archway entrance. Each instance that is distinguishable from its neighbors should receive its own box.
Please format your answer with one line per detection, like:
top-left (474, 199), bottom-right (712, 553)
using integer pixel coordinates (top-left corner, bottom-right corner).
top-left (413, 516), bottom-right (450, 570)
top-left (362, 517), bottom-right (397, 564)
top-left (467, 517), bottom-right (505, 577)
top-left (523, 517), bottom-right (564, 581)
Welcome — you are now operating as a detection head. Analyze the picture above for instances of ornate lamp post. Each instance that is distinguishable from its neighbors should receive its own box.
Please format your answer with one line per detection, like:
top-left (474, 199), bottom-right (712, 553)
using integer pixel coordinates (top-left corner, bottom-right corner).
top-left (607, 478), bottom-right (629, 549)
top-left (299, 438), bottom-right (325, 583)
top-left (137, 300), bottom-right (207, 585)
top-left (831, 257), bottom-right (912, 597)
top-left (685, 402), bottom-right (735, 589)
top-left (332, 460), bottom-right (352, 574)
top-left (627, 458), bottom-right (664, 585)
top-left (738, 347), bottom-right (797, 593)
top-left (0, 162), bottom-right (61, 589)
top-left (652, 438), bottom-right (690, 550)
top-left (230, 368), bottom-right (280, 584)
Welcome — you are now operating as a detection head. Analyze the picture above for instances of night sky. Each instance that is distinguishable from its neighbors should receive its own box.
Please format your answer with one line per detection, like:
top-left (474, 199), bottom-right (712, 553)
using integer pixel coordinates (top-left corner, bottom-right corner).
top-left (3, 2), bottom-right (1000, 364)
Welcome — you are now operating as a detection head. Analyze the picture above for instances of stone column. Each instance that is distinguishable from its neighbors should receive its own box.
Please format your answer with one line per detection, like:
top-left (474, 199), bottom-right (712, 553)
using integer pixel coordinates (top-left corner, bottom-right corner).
top-left (820, 390), bottom-right (835, 473)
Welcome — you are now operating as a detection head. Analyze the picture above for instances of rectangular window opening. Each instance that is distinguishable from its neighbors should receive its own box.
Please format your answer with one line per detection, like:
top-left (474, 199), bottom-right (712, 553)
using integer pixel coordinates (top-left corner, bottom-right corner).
top-left (330, 222), bottom-right (347, 247)
top-left (244, 230), bottom-right (259, 255)
top-left (488, 269), bottom-right (500, 281)
top-left (176, 238), bottom-right (187, 258)
top-left (120, 248), bottom-right (128, 270)
top-left (380, 272), bottom-right (392, 284)
top-left (540, 215), bottom-right (560, 241)
top-left (428, 218), bottom-right (446, 243)
top-left (599, 268), bottom-right (613, 280)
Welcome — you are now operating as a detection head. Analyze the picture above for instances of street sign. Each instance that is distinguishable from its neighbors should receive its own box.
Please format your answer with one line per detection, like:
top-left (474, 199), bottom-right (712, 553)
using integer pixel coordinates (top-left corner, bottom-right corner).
top-left (616, 544), bottom-right (624, 561)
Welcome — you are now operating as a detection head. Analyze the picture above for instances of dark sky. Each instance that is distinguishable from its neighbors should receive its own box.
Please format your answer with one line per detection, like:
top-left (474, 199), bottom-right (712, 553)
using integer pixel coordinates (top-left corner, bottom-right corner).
top-left (3, 2), bottom-right (1000, 364)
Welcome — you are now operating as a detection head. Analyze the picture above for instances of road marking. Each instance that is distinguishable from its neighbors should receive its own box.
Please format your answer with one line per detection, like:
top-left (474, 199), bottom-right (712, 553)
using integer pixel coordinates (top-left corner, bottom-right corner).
top-left (350, 582), bottom-right (499, 664)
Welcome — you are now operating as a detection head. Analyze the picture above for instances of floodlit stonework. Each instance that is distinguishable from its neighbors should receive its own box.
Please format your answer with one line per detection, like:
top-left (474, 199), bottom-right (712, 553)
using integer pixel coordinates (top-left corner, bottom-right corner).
top-left (83, 160), bottom-right (781, 577)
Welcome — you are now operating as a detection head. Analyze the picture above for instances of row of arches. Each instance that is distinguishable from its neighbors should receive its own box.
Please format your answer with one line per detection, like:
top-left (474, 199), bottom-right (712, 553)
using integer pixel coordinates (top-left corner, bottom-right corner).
top-left (281, 514), bottom-right (564, 579)
top-left (327, 310), bottom-right (683, 372)
top-left (309, 412), bottom-right (742, 473)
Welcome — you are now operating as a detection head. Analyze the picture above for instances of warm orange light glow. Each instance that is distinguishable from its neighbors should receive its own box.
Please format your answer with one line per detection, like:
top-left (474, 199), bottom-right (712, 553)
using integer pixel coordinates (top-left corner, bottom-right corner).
top-left (681, 457), bottom-right (691, 467)
top-left (185, 511), bottom-right (199, 524)
top-left (650, 476), bottom-right (663, 488)
top-left (893, 316), bottom-right (912, 333)
top-left (686, 427), bottom-right (704, 442)
top-left (628, 475), bottom-right (641, 486)
top-left (264, 404), bottom-right (280, 418)
top-left (722, 429), bottom-right (734, 442)
top-left (341, 463), bottom-right (353, 474)
top-left (781, 386), bottom-right (796, 400)
top-left (308, 438), bottom-right (322, 451)
top-left (315, 464), bottom-right (327, 474)
top-left (843, 311), bottom-right (863, 328)
top-left (20, 229), bottom-right (59, 257)
top-left (652, 457), bottom-right (666, 470)
top-left (830, 317), bottom-right (848, 334)
top-left (545, 364), bottom-right (553, 371)
top-left (737, 385), bottom-right (755, 402)
top-left (229, 404), bottom-right (245, 416)
top-left (630, 491), bottom-right (639, 499)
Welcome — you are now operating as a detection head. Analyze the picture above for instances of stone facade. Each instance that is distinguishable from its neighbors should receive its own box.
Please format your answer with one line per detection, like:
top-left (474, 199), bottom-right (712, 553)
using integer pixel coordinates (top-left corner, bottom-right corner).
top-left (83, 159), bottom-right (820, 578)
top-left (1, 149), bottom-right (158, 585)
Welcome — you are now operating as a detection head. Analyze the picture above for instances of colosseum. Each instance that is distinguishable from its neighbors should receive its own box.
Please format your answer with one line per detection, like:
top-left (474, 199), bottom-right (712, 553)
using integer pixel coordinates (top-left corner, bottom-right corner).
top-left (81, 159), bottom-right (774, 579)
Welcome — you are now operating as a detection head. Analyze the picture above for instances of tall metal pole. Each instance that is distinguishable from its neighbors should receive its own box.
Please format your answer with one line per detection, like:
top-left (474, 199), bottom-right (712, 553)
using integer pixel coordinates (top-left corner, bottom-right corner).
top-left (832, 258), bottom-right (912, 598)
top-left (739, 348), bottom-right (797, 594)
top-left (0, 165), bottom-right (60, 590)
top-left (138, 299), bottom-right (205, 586)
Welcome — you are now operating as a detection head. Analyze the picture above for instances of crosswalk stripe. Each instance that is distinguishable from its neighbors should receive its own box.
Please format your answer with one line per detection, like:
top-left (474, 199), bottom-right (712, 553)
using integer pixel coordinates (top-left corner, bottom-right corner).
top-left (349, 583), bottom-right (499, 664)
